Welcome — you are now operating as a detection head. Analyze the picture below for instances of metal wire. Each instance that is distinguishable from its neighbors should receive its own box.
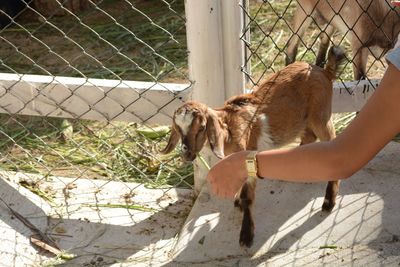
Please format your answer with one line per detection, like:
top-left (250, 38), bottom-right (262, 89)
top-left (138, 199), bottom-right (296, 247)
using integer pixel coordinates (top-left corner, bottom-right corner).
top-left (0, 1), bottom-right (193, 190)
top-left (241, 0), bottom-right (397, 92)
top-left (0, 0), bottom-right (398, 264)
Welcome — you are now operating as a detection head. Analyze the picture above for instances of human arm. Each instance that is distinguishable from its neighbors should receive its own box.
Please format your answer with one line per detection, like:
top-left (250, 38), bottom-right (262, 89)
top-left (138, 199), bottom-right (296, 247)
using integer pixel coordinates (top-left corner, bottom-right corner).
top-left (207, 63), bottom-right (400, 198)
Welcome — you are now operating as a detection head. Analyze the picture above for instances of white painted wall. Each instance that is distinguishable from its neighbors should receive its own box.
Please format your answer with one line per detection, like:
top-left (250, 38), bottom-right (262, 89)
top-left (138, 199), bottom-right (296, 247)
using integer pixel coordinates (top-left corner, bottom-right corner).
top-left (332, 79), bottom-right (379, 113)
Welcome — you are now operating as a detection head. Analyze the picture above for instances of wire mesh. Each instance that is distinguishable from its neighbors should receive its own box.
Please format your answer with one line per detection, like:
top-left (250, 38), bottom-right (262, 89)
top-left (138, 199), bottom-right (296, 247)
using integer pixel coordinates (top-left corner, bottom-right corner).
top-left (0, 0), bottom-right (193, 264)
top-left (1, 0), bottom-right (399, 264)
top-left (0, 0), bottom-right (193, 187)
top-left (241, 0), bottom-right (399, 92)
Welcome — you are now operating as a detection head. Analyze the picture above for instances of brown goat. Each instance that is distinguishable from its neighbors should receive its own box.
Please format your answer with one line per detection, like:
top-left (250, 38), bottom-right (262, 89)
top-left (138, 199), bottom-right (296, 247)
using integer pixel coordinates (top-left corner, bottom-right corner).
top-left (162, 47), bottom-right (346, 247)
top-left (286, 0), bottom-right (400, 79)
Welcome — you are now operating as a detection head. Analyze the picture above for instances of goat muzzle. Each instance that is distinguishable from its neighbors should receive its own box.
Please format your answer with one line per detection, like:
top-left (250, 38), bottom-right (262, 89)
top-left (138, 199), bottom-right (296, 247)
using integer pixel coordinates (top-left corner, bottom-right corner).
top-left (182, 151), bottom-right (196, 162)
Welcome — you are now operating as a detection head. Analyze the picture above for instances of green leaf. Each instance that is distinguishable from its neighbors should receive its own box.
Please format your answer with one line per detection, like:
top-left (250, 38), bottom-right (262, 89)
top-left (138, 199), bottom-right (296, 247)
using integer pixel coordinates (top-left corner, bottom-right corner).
top-left (136, 126), bottom-right (170, 139)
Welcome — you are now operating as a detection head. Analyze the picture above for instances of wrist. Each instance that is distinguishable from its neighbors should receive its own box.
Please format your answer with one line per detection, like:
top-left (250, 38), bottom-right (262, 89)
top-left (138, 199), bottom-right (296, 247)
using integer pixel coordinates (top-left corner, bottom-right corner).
top-left (245, 151), bottom-right (263, 179)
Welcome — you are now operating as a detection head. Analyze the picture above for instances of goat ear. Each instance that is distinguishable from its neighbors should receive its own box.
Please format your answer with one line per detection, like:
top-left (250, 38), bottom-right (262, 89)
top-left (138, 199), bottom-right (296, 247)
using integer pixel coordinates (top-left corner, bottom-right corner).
top-left (160, 123), bottom-right (180, 154)
top-left (206, 111), bottom-right (225, 159)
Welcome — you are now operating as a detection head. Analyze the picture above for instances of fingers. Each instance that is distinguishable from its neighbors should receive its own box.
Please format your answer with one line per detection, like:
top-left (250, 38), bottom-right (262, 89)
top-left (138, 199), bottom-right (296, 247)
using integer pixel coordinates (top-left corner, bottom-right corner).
top-left (207, 168), bottom-right (244, 199)
top-left (206, 150), bottom-right (250, 199)
top-left (207, 167), bottom-right (234, 198)
top-left (207, 172), bottom-right (235, 198)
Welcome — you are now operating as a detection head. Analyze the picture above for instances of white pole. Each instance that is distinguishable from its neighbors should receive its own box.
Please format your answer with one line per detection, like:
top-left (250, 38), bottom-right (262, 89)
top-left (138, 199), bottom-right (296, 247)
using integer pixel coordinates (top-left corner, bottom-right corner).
top-left (185, 0), bottom-right (225, 195)
top-left (221, 0), bottom-right (247, 98)
top-left (185, 0), bottom-right (246, 194)
top-left (185, 0), bottom-right (225, 107)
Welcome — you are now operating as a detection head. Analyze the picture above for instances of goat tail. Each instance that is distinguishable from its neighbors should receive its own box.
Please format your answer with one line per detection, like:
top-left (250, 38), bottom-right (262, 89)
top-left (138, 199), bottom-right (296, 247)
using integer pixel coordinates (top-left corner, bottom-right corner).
top-left (324, 46), bottom-right (346, 80)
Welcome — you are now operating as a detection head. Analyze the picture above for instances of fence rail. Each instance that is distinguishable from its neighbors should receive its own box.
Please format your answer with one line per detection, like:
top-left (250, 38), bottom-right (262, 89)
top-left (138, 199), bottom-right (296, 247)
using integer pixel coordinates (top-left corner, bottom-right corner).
top-left (0, 73), bottom-right (190, 123)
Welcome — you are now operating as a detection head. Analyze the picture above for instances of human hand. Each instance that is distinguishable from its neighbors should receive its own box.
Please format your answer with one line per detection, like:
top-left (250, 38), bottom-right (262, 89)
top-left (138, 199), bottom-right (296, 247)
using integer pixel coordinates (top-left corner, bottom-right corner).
top-left (207, 150), bottom-right (250, 198)
top-left (392, 1), bottom-right (400, 7)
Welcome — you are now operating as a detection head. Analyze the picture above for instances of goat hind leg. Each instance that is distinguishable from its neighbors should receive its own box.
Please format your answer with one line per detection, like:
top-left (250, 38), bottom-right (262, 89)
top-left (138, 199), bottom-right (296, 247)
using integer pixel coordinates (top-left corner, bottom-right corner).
top-left (322, 180), bottom-right (340, 211)
top-left (312, 120), bottom-right (340, 211)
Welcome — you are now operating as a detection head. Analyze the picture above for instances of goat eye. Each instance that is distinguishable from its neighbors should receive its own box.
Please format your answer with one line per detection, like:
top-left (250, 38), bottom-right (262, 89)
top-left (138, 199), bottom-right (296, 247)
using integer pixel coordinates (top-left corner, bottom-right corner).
top-left (199, 125), bottom-right (206, 131)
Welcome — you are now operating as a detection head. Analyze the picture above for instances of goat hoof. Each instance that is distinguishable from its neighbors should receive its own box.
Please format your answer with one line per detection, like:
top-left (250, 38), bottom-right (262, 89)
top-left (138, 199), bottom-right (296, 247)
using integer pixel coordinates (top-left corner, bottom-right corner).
top-left (239, 231), bottom-right (254, 247)
top-left (322, 198), bottom-right (335, 212)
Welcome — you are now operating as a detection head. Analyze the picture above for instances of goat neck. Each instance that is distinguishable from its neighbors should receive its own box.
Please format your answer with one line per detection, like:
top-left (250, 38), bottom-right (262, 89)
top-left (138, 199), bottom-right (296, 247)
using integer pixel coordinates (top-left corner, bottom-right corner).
top-left (217, 95), bottom-right (263, 155)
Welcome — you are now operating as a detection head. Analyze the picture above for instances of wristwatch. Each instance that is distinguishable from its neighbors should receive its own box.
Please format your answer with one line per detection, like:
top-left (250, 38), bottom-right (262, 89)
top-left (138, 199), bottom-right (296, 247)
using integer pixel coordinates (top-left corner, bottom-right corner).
top-left (245, 151), bottom-right (262, 179)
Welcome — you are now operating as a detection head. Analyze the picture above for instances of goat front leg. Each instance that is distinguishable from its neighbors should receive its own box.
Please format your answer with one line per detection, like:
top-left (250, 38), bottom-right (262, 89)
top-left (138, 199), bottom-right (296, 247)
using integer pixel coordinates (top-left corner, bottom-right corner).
top-left (234, 176), bottom-right (257, 247)
top-left (310, 120), bottom-right (340, 211)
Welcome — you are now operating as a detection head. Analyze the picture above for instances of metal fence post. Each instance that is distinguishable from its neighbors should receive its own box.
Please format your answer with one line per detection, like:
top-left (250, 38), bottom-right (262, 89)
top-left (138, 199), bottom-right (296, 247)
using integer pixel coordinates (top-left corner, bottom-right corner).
top-left (185, 0), bottom-right (246, 194)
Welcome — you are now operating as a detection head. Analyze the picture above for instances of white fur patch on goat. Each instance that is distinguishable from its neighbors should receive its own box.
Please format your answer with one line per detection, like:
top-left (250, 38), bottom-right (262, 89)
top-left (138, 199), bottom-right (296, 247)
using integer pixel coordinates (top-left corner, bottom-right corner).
top-left (257, 114), bottom-right (275, 151)
top-left (175, 110), bottom-right (194, 135)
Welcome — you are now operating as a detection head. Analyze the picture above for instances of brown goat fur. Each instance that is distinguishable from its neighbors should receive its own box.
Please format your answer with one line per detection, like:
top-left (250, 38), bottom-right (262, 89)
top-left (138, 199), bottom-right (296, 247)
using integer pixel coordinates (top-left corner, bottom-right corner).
top-left (286, 0), bottom-right (400, 79)
top-left (161, 46), bottom-right (346, 247)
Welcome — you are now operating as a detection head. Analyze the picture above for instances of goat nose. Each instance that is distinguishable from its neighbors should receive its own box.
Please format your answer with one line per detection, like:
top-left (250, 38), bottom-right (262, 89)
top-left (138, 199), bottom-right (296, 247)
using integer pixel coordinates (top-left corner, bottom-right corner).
top-left (181, 144), bottom-right (188, 152)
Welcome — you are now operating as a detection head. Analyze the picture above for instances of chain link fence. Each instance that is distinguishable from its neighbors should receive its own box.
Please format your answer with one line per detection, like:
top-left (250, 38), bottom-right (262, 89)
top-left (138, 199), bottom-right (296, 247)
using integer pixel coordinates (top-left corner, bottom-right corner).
top-left (0, 0), bottom-right (193, 188)
top-left (0, 0), bottom-right (399, 264)
top-left (0, 0), bottom-right (194, 265)
top-left (241, 0), bottom-right (397, 89)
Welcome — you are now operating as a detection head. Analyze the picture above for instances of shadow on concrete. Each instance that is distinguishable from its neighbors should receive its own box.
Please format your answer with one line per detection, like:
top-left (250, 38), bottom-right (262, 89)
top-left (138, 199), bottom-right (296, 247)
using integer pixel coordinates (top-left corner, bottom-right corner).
top-left (163, 142), bottom-right (400, 266)
top-left (0, 176), bottom-right (193, 266)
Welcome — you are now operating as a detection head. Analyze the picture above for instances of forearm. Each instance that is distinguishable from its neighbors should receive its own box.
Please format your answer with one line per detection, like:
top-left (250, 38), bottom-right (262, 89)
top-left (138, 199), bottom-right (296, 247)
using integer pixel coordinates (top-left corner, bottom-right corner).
top-left (256, 141), bottom-right (346, 181)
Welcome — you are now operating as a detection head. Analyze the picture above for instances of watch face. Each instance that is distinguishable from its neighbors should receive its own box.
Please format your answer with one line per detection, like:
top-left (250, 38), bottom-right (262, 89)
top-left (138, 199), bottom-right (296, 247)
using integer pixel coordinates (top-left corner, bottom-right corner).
top-left (246, 159), bottom-right (256, 172)
top-left (246, 158), bottom-right (257, 177)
